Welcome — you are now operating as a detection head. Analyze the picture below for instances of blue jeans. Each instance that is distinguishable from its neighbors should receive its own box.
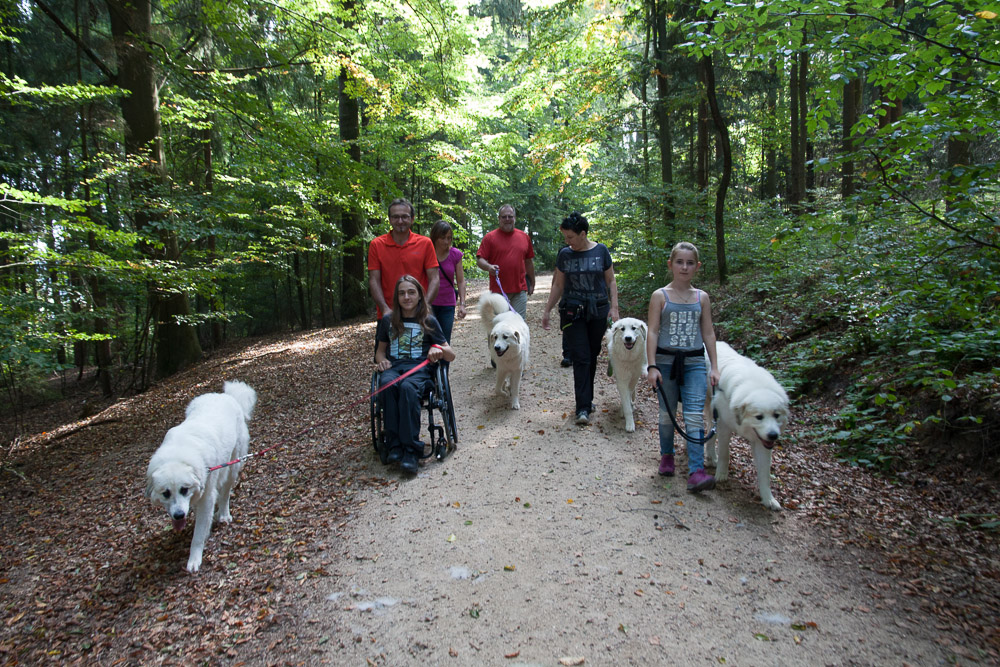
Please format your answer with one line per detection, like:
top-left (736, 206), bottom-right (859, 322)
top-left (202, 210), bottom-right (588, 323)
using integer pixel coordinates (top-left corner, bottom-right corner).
top-left (655, 356), bottom-right (707, 474)
top-left (432, 305), bottom-right (456, 342)
top-left (379, 364), bottom-right (432, 455)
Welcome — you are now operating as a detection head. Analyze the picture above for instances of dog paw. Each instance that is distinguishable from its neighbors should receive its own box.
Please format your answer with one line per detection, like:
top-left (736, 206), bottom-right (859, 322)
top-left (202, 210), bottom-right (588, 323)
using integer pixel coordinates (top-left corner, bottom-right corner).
top-left (510, 400), bottom-right (520, 410)
top-left (715, 470), bottom-right (729, 482)
top-left (217, 512), bottom-right (233, 524)
top-left (762, 497), bottom-right (782, 511)
top-left (625, 421), bottom-right (635, 433)
top-left (186, 556), bottom-right (202, 573)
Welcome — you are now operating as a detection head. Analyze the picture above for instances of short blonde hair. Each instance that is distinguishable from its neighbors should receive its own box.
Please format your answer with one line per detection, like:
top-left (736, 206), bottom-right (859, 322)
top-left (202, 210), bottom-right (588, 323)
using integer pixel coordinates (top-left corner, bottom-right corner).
top-left (669, 241), bottom-right (700, 263)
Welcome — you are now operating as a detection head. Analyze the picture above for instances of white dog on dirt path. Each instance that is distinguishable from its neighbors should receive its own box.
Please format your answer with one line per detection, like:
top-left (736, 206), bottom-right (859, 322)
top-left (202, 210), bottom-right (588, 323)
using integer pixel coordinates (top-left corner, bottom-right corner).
top-left (605, 318), bottom-right (648, 432)
top-left (706, 342), bottom-right (789, 510)
top-left (479, 293), bottom-right (530, 410)
top-left (145, 380), bottom-right (257, 572)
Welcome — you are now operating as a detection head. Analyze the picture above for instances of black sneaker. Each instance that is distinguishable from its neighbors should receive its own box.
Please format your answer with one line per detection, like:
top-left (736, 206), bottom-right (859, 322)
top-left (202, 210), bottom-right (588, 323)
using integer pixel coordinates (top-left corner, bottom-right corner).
top-left (561, 357), bottom-right (572, 367)
top-left (400, 451), bottom-right (418, 474)
top-left (575, 410), bottom-right (590, 425)
top-left (385, 447), bottom-right (403, 464)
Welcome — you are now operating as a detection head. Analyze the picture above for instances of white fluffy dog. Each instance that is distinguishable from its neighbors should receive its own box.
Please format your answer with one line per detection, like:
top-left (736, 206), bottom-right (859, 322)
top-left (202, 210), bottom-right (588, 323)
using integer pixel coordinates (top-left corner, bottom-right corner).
top-left (146, 381), bottom-right (257, 572)
top-left (605, 318), bottom-right (648, 432)
top-left (705, 342), bottom-right (789, 510)
top-left (479, 293), bottom-right (530, 410)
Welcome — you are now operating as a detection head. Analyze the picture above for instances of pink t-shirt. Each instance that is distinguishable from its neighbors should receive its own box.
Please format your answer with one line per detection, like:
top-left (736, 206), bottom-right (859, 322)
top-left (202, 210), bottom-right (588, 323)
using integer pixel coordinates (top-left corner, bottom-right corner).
top-left (432, 247), bottom-right (463, 307)
top-left (477, 228), bottom-right (535, 294)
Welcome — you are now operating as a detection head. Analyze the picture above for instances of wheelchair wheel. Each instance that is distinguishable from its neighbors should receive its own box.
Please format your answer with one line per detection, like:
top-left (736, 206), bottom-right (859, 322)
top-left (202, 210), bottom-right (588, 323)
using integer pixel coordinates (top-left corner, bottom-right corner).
top-left (434, 364), bottom-right (458, 459)
top-left (370, 371), bottom-right (387, 464)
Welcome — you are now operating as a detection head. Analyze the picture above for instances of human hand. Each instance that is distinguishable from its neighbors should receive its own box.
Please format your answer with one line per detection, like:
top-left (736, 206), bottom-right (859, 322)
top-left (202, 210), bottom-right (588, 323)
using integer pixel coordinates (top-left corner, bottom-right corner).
top-left (646, 366), bottom-right (661, 388)
top-left (488, 264), bottom-right (499, 276)
top-left (710, 368), bottom-right (720, 387)
top-left (541, 311), bottom-right (551, 330)
top-left (457, 304), bottom-right (467, 319)
top-left (609, 307), bottom-right (620, 322)
top-left (428, 346), bottom-right (442, 363)
top-left (375, 359), bottom-right (391, 372)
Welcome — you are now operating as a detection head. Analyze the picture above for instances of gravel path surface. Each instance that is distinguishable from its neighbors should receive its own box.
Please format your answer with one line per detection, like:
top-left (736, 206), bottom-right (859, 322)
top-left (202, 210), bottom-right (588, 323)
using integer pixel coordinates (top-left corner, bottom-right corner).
top-left (298, 276), bottom-right (947, 666)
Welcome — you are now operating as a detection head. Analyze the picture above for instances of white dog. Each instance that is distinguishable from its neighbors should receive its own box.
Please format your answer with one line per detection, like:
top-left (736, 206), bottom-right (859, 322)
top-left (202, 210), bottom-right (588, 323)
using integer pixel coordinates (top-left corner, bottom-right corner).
top-left (705, 342), bottom-right (789, 510)
top-left (479, 293), bottom-right (530, 410)
top-left (605, 318), bottom-right (648, 432)
top-left (146, 381), bottom-right (257, 572)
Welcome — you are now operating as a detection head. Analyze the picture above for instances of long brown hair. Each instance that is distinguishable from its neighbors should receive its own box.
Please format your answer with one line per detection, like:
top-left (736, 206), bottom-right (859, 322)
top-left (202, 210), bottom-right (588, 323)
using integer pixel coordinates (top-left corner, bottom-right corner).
top-left (390, 275), bottom-right (434, 339)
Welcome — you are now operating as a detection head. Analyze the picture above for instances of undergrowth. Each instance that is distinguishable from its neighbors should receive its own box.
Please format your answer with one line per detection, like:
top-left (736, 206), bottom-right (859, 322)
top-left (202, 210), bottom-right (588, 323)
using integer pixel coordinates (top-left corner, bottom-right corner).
top-left (617, 197), bottom-right (1000, 476)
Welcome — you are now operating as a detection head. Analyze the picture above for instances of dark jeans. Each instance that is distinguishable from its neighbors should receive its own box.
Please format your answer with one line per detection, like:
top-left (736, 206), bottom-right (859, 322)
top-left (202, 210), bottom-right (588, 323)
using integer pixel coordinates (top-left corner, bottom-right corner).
top-left (561, 309), bottom-right (609, 413)
top-left (379, 364), bottom-right (432, 454)
top-left (431, 305), bottom-right (456, 343)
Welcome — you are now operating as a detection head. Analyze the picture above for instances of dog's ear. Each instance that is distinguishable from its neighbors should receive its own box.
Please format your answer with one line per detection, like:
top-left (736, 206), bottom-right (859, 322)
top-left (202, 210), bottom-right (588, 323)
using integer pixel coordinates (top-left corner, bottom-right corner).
top-left (144, 474), bottom-right (156, 502)
top-left (639, 322), bottom-right (648, 337)
top-left (513, 331), bottom-right (521, 343)
top-left (734, 403), bottom-right (747, 426)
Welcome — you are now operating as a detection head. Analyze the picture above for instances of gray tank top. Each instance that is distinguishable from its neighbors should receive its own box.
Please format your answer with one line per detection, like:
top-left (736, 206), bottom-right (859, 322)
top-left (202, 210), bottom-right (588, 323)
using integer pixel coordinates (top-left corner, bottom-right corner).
top-left (656, 288), bottom-right (704, 352)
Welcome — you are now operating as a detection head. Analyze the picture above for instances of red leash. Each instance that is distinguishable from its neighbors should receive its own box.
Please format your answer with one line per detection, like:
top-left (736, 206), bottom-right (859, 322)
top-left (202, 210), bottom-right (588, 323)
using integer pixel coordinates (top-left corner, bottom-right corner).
top-left (207, 359), bottom-right (431, 472)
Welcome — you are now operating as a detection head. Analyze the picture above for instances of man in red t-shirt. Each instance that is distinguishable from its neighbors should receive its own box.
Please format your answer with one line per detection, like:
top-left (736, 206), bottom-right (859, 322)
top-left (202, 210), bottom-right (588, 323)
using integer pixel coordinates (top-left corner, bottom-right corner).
top-left (368, 198), bottom-right (440, 318)
top-left (476, 204), bottom-right (536, 319)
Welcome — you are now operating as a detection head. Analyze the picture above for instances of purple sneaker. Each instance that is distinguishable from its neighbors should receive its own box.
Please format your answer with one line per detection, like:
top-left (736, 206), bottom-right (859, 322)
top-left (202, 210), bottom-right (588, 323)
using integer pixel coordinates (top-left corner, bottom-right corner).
top-left (658, 454), bottom-right (675, 477)
top-left (687, 469), bottom-right (716, 493)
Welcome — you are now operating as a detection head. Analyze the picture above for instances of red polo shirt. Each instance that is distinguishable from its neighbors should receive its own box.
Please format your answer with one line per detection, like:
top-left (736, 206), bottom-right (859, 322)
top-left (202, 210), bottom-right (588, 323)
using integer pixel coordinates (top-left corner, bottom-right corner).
top-left (368, 232), bottom-right (438, 317)
top-left (477, 228), bottom-right (535, 294)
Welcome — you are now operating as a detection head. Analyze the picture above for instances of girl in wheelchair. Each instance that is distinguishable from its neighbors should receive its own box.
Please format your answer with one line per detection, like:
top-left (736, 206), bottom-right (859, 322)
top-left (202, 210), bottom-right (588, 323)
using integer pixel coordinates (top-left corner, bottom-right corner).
top-left (375, 275), bottom-right (456, 473)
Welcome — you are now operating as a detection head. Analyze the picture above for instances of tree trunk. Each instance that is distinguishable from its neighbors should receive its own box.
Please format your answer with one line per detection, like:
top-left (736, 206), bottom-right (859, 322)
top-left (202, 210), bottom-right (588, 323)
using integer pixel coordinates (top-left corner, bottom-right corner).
top-left (789, 54), bottom-right (802, 210)
top-left (701, 54), bottom-right (730, 284)
top-left (761, 58), bottom-right (778, 200)
top-left (799, 51), bottom-right (810, 204)
top-left (338, 0), bottom-right (368, 319)
top-left (653, 0), bottom-right (674, 226)
top-left (842, 76), bottom-right (860, 198)
top-left (106, 0), bottom-right (201, 379)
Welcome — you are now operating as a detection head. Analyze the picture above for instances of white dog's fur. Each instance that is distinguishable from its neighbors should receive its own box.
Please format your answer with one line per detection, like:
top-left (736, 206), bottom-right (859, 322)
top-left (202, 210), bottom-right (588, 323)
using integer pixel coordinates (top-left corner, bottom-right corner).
top-left (479, 293), bottom-right (530, 410)
top-left (705, 342), bottom-right (789, 510)
top-left (605, 318), bottom-right (648, 432)
top-left (145, 381), bottom-right (257, 572)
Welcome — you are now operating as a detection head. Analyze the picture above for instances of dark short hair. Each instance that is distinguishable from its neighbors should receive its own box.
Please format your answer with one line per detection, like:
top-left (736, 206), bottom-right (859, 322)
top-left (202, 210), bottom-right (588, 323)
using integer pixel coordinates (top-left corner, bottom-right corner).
top-left (560, 211), bottom-right (588, 234)
top-left (498, 204), bottom-right (516, 217)
top-left (388, 198), bottom-right (414, 217)
top-left (429, 220), bottom-right (453, 243)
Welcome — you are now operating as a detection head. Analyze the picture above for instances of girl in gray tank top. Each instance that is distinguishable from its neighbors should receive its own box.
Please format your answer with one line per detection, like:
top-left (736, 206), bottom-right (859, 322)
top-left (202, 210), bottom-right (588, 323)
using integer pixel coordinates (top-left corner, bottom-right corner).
top-left (645, 242), bottom-right (720, 493)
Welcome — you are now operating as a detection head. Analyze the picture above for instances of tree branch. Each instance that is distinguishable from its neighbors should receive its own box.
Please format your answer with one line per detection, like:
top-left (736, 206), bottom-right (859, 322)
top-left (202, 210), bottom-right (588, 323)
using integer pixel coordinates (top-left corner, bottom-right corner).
top-left (869, 150), bottom-right (1000, 251)
top-left (31, 0), bottom-right (115, 80)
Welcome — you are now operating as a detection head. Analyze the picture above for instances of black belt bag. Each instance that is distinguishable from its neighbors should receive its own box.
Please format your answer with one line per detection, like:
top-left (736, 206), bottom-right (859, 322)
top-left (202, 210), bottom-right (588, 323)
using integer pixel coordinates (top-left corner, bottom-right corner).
top-left (656, 347), bottom-right (705, 386)
top-left (559, 295), bottom-right (608, 324)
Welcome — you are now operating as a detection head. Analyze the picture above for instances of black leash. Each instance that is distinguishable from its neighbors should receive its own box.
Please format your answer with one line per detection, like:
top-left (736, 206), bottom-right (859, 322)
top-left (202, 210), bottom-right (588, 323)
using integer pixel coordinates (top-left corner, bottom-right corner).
top-left (654, 378), bottom-right (718, 445)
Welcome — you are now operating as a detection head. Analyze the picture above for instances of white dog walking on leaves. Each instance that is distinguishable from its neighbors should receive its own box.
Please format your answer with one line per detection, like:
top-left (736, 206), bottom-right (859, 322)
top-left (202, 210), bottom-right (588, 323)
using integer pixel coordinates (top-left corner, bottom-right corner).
top-left (479, 293), bottom-right (530, 410)
top-left (605, 318), bottom-right (648, 432)
top-left (145, 381), bottom-right (257, 572)
top-left (706, 342), bottom-right (790, 510)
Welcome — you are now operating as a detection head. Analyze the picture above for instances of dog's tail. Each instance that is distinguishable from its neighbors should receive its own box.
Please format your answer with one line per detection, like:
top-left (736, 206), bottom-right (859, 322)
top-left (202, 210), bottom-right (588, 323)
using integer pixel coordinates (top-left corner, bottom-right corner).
top-left (224, 381), bottom-right (258, 421)
top-left (478, 293), bottom-right (510, 330)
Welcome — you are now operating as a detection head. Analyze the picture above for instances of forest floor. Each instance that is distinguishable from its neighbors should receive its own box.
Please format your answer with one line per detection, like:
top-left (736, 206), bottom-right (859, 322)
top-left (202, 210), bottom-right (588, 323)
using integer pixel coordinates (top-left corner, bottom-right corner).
top-left (0, 275), bottom-right (997, 666)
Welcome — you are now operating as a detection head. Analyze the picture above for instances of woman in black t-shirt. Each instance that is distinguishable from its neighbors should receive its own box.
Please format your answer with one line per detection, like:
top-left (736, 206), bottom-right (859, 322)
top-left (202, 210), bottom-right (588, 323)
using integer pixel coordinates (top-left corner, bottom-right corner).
top-left (542, 212), bottom-right (620, 426)
top-left (375, 275), bottom-right (455, 473)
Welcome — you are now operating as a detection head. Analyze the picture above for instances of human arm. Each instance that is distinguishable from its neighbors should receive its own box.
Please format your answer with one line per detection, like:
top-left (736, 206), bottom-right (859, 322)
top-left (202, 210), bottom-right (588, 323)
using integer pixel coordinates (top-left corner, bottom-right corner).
top-left (374, 340), bottom-right (392, 372)
top-left (604, 265), bottom-right (619, 322)
top-left (425, 267), bottom-right (440, 305)
top-left (455, 259), bottom-right (467, 319)
top-left (700, 291), bottom-right (720, 387)
top-left (476, 255), bottom-right (499, 276)
top-left (369, 270), bottom-right (391, 317)
top-left (427, 341), bottom-right (456, 364)
top-left (645, 289), bottom-right (664, 388)
top-left (524, 257), bottom-right (536, 295)
top-left (541, 268), bottom-right (565, 330)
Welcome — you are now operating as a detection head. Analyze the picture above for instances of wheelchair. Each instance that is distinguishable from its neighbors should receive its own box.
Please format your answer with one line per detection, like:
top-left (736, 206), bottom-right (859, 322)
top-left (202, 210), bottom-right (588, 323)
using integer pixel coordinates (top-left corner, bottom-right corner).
top-left (369, 363), bottom-right (458, 464)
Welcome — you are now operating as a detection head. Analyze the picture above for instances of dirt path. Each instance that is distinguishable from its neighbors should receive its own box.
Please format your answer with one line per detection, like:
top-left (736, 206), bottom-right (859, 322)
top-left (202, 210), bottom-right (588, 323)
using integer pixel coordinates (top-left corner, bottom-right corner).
top-left (287, 276), bottom-right (946, 665)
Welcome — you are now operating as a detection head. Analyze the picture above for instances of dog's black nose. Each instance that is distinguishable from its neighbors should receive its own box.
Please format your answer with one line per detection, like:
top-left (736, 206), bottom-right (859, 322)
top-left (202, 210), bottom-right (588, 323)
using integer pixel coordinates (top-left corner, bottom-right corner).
top-left (172, 510), bottom-right (186, 520)
top-left (766, 432), bottom-right (779, 442)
